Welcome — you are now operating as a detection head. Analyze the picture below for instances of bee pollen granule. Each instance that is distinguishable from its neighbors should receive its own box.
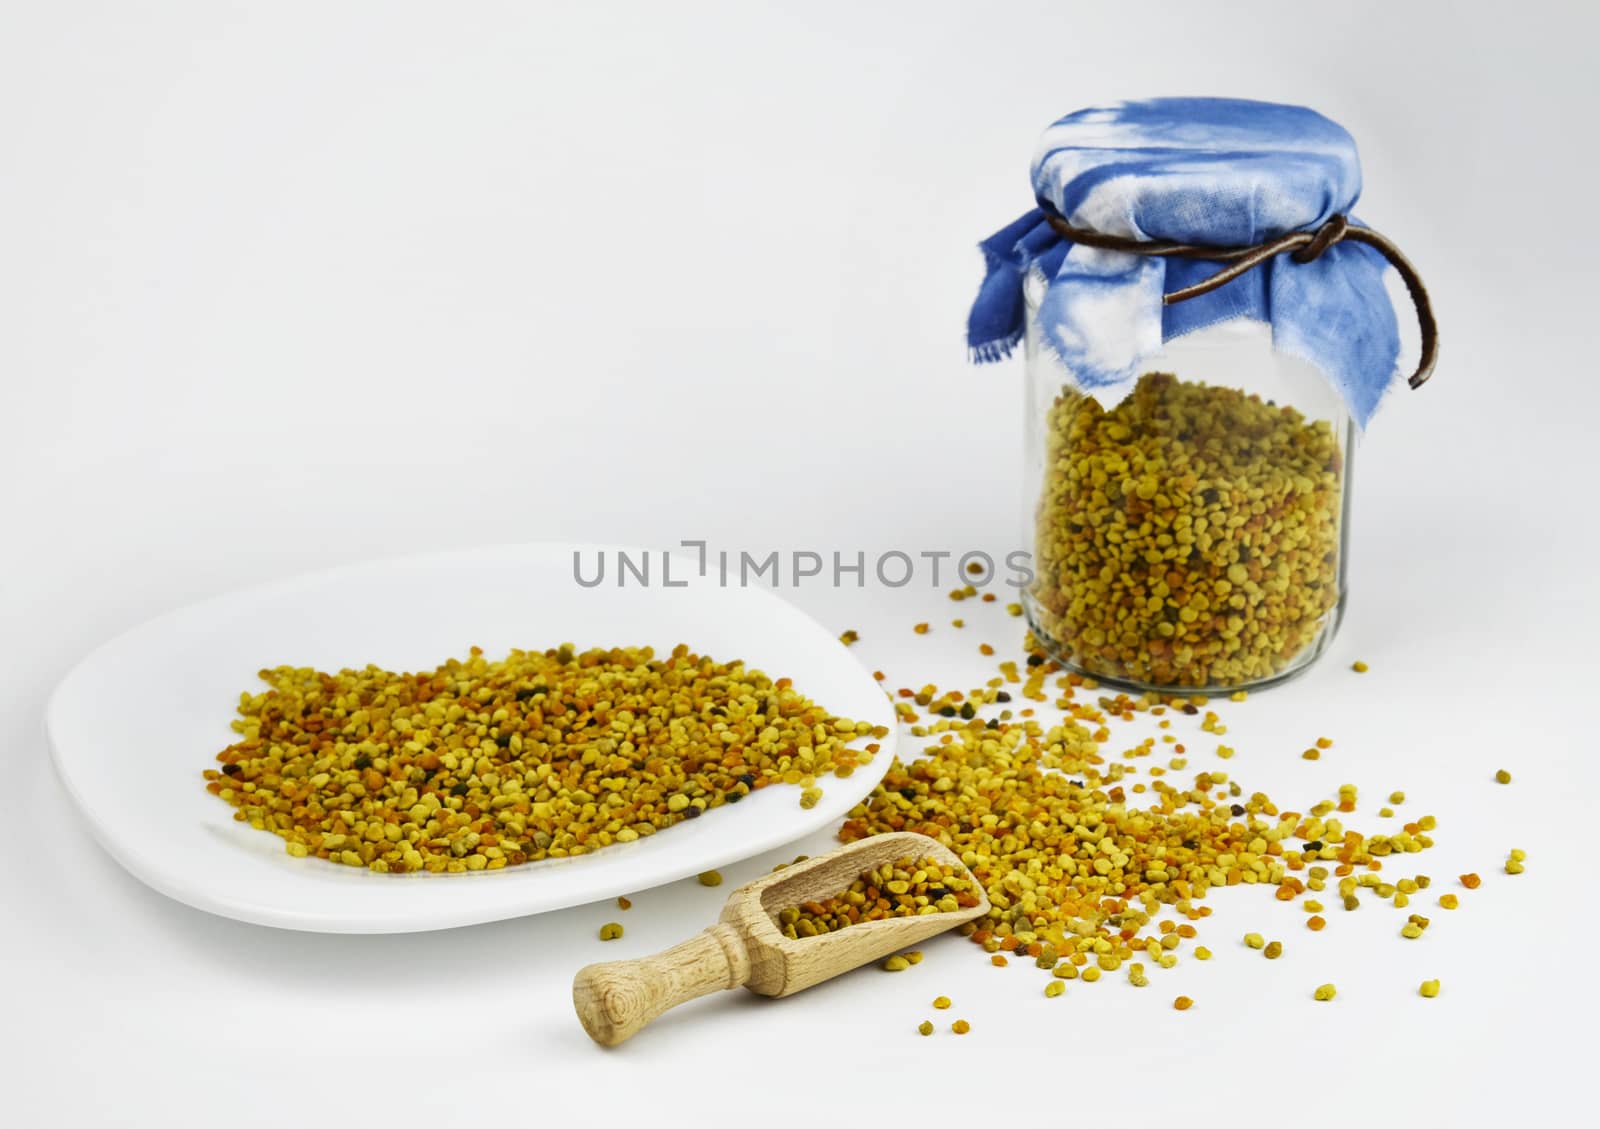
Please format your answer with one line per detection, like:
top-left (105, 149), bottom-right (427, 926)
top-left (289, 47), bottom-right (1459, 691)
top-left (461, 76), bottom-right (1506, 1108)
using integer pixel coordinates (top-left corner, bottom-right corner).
top-left (773, 856), bottom-right (978, 940)
top-left (1030, 374), bottom-right (1344, 690)
top-left (205, 644), bottom-right (878, 875)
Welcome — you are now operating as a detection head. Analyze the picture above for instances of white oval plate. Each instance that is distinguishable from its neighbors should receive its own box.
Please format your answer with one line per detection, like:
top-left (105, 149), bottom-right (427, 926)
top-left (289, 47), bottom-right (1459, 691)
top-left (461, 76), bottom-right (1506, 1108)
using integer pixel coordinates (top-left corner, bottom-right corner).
top-left (47, 544), bottom-right (895, 933)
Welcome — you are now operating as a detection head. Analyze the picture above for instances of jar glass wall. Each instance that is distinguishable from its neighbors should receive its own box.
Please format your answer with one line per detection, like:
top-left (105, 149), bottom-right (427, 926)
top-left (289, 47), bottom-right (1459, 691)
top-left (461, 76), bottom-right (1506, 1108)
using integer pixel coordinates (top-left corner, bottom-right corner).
top-left (1022, 282), bottom-right (1355, 695)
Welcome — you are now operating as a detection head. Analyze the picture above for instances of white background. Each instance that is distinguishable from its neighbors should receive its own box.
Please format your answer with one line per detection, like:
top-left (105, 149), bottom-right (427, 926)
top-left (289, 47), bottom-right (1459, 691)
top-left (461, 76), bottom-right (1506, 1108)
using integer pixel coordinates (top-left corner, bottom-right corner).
top-left (3, 1), bottom-right (1596, 1123)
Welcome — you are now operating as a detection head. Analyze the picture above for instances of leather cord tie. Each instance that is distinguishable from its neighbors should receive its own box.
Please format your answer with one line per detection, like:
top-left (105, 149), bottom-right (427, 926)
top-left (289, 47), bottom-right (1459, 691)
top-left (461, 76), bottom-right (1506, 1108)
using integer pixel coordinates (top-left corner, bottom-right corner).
top-left (1042, 211), bottom-right (1438, 389)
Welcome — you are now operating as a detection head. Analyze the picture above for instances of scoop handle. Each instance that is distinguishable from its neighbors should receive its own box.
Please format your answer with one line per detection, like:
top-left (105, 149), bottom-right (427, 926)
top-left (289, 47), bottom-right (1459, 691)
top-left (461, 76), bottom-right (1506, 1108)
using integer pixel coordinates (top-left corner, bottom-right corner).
top-left (572, 922), bottom-right (752, 1046)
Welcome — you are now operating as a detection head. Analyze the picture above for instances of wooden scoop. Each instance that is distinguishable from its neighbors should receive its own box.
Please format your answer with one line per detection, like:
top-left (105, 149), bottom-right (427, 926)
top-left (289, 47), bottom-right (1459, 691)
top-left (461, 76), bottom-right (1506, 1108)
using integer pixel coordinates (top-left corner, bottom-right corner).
top-left (572, 831), bottom-right (990, 1046)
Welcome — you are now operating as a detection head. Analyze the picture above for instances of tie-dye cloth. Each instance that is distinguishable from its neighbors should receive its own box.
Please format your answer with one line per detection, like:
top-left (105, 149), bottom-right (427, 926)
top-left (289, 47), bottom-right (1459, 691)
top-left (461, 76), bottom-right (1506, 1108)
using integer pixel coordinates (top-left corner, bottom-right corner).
top-left (968, 98), bottom-right (1403, 427)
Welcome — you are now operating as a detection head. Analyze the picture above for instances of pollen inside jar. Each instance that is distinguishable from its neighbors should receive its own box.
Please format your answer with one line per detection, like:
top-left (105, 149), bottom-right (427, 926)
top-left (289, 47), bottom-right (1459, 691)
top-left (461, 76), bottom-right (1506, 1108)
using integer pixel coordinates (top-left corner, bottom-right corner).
top-left (1027, 372), bottom-right (1348, 693)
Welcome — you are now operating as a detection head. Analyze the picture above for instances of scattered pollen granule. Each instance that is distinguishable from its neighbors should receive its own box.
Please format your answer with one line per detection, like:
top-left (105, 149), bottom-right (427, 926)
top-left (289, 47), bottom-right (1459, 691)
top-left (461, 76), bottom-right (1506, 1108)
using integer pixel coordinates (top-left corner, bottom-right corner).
top-left (838, 702), bottom-right (1423, 989)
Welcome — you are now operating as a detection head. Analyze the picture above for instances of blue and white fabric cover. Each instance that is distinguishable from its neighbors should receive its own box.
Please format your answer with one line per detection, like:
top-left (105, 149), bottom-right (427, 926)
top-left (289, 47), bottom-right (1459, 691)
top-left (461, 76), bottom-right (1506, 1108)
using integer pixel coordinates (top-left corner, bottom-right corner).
top-left (968, 98), bottom-right (1403, 426)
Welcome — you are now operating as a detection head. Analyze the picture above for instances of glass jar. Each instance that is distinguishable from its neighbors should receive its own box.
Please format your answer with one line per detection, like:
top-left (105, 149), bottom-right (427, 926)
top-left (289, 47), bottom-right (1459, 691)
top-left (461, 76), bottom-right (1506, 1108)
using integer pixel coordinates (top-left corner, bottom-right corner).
top-left (1022, 276), bottom-right (1354, 695)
